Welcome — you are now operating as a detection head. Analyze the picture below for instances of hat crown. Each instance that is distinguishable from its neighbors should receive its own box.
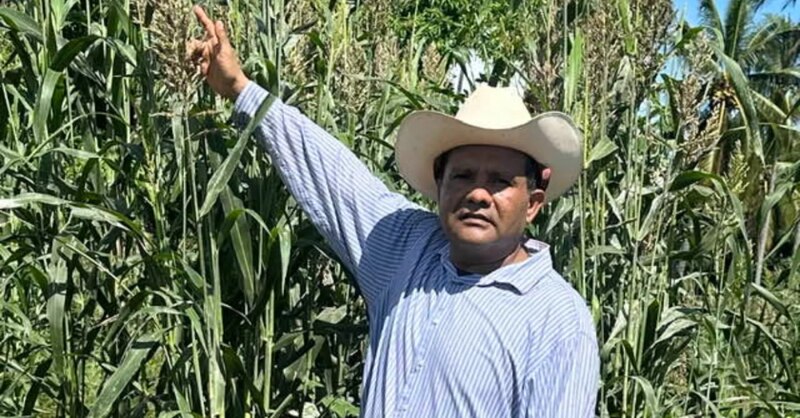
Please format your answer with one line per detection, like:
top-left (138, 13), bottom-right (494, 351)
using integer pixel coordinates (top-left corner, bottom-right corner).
top-left (455, 85), bottom-right (532, 129)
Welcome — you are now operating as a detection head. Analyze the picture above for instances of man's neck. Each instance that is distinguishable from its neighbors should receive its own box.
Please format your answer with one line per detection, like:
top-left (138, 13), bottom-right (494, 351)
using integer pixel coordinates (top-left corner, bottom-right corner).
top-left (449, 242), bottom-right (529, 276)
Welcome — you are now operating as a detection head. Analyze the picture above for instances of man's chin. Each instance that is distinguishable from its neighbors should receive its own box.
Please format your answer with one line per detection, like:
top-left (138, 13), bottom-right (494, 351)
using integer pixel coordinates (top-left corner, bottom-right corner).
top-left (449, 231), bottom-right (499, 247)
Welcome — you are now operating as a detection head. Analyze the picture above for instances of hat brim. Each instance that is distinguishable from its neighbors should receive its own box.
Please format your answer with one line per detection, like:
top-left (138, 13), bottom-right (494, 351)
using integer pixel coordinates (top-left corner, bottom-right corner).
top-left (394, 110), bottom-right (582, 202)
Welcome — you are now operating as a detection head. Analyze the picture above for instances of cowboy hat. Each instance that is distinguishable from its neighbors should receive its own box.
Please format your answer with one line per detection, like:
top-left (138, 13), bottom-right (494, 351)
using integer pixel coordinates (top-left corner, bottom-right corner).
top-left (395, 84), bottom-right (583, 202)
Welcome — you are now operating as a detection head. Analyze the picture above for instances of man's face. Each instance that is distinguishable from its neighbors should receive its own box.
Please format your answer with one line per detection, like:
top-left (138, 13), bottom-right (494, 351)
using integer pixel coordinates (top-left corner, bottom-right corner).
top-left (437, 146), bottom-right (545, 252)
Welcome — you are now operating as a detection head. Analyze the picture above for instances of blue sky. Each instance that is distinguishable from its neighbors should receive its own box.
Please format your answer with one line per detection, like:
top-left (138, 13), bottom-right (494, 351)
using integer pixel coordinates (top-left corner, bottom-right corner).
top-left (674, 0), bottom-right (800, 25)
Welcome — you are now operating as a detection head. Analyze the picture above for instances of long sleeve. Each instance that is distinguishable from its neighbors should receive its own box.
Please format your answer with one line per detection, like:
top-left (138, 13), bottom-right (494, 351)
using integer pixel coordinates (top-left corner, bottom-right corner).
top-left (232, 82), bottom-right (434, 305)
top-left (525, 331), bottom-right (600, 417)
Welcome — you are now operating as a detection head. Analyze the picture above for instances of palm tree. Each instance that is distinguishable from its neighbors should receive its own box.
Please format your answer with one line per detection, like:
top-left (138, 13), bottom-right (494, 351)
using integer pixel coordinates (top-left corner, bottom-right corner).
top-left (696, 0), bottom-right (799, 168)
top-left (743, 14), bottom-right (800, 284)
top-left (696, 0), bottom-right (800, 284)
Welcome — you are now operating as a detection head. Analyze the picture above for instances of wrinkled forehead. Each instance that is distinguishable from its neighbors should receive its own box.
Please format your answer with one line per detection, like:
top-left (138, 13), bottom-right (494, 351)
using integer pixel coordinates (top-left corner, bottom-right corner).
top-left (443, 145), bottom-right (530, 172)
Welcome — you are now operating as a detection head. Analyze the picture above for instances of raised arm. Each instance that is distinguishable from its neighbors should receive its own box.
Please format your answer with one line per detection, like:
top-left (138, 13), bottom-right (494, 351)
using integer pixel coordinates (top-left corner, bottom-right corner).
top-left (187, 6), bottom-right (434, 305)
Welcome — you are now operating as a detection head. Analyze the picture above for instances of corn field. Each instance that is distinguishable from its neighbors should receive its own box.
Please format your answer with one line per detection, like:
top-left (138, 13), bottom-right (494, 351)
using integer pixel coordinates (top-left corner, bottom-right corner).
top-left (0, 0), bottom-right (798, 416)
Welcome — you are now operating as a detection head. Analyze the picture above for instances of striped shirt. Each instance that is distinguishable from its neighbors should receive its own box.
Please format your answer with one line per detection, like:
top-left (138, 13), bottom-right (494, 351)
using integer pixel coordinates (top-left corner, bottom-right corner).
top-left (233, 82), bottom-right (599, 417)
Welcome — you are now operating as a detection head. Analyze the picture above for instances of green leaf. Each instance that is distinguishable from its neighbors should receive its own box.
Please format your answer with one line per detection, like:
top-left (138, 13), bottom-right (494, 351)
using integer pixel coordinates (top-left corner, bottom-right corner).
top-left (669, 170), bottom-right (723, 191)
top-left (0, 192), bottom-right (68, 209)
top-left (278, 223), bottom-right (292, 291)
top-left (180, 260), bottom-right (206, 293)
top-left (545, 195), bottom-right (574, 234)
top-left (0, 7), bottom-right (43, 41)
top-left (99, 292), bottom-right (148, 350)
top-left (637, 194), bottom-right (665, 241)
top-left (315, 306), bottom-right (346, 324)
top-left (48, 0), bottom-right (79, 31)
top-left (22, 359), bottom-right (52, 415)
top-left (711, 39), bottom-right (764, 163)
top-left (616, 0), bottom-right (636, 55)
top-left (107, 0), bottom-right (133, 36)
top-left (586, 245), bottom-right (626, 257)
top-left (749, 283), bottom-right (792, 323)
top-left (199, 92), bottom-right (277, 217)
top-left (169, 384), bottom-right (197, 418)
top-left (631, 376), bottom-right (658, 415)
top-left (748, 67), bottom-right (800, 86)
top-left (87, 332), bottom-right (160, 418)
top-left (34, 70), bottom-right (62, 144)
top-left (758, 182), bottom-right (793, 229)
top-left (321, 395), bottom-right (360, 417)
top-left (47, 237), bottom-right (69, 380)
top-left (70, 206), bottom-right (128, 231)
top-left (48, 146), bottom-right (103, 160)
top-left (652, 316), bottom-right (697, 347)
top-left (690, 390), bottom-right (723, 417)
top-left (675, 26), bottom-right (703, 50)
top-left (284, 335), bottom-right (324, 382)
top-left (792, 244), bottom-right (800, 283)
top-left (108, 38), bottom-right (137, 66)
top-left (220, 189), bottom-right (255, 305)
top-left (745, 316), bottom-right (797, 393)
top-left (51, 35), bottom-right (101, 71)
top-left (586, 137), bottom-right (618, 166)
top-left (564, 29), bottom-right (583, 112)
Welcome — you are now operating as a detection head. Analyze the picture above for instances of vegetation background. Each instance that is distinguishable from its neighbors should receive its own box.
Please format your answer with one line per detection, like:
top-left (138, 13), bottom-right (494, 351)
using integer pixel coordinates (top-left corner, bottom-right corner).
top-left (0, 0), bottom-right (798, 416)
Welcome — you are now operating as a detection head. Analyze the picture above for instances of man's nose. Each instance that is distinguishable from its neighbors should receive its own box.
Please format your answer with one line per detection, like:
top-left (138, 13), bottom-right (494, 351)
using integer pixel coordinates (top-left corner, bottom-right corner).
top-left (464, 185), bottom-right (492, 207)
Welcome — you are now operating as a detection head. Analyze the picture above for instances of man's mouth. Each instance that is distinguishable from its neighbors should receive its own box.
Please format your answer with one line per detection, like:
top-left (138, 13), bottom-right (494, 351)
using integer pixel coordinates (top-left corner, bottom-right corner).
top-left (457, 212), bottom-right (493, 225)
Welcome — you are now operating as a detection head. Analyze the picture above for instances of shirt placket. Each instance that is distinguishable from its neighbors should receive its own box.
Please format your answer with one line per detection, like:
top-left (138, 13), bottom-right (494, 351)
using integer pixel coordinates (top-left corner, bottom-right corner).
top-left (393, 283), bottom-right (455, 416)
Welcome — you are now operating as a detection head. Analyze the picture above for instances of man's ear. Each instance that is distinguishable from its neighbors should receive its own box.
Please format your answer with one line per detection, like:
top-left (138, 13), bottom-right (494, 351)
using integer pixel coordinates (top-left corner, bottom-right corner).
top-left (526, 189), bottom-right (546, 223)
top-left (525, 167), bottom-right (552, 223)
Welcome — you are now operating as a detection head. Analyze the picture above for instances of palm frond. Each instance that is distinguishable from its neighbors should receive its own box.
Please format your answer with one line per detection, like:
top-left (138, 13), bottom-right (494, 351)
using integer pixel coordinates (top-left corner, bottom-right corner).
top-left (749, 67), bottom-right (800, 92)
top-left (722, 0), bottom-right (756, 58)
top-left (699, 0), bottom-right (724, 35)
top-left (742, 15), bottom-right (800, 70)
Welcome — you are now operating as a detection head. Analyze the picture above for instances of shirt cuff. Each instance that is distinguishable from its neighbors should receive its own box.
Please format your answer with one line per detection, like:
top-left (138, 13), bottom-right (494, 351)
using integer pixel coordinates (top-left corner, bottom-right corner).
top-left (232, 81), bottom-right (270, 126)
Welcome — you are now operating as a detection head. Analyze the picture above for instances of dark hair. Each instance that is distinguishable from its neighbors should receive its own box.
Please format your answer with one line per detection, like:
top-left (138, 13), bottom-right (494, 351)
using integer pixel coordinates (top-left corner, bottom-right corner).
top-left (432, 148), bottom-right (545, 191)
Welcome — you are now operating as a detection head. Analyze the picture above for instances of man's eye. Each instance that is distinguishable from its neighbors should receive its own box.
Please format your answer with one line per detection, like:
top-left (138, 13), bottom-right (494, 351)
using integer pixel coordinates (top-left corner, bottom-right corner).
top-left (452, 173), bottom-right (469, 179)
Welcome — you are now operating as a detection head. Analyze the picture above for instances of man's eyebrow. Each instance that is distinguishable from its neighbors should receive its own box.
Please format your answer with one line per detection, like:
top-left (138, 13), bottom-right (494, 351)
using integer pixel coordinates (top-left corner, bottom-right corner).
top-left (488, 168), bottom-right (524, 178)
top-left (448, 165), bottom-right (524, 177)
top-left (447, 165), bottom-right (473, 173)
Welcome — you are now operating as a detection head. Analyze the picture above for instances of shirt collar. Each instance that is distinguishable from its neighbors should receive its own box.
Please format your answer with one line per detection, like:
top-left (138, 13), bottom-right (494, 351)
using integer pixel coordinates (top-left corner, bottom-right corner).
top-left (438, 238), bottom-right (553, 295)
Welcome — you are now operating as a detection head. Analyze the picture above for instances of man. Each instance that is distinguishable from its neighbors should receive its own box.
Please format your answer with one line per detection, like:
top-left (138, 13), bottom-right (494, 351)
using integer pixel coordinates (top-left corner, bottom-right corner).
top-left (188, 6), bottom-right (599, 417)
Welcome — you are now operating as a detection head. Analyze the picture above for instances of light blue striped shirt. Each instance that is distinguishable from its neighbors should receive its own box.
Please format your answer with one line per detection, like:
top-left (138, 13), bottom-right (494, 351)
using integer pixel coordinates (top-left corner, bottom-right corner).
top-left (234, 82), bottom-right (599, 417)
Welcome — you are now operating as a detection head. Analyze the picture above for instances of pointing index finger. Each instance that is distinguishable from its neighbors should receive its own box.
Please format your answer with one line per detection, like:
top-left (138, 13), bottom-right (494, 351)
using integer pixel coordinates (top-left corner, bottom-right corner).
top-left (193, 5), bottom-right (217, 40)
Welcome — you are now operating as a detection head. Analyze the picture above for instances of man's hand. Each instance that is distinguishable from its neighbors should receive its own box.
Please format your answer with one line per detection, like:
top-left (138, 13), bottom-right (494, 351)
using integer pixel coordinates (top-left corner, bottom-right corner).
top-left (186, 5), bottom-right (249, 99)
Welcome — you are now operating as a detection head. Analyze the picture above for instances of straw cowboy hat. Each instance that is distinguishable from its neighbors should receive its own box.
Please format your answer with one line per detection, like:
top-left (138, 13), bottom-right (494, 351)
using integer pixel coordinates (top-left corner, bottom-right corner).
top-left (395, 84), bottom-right (583, 202)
